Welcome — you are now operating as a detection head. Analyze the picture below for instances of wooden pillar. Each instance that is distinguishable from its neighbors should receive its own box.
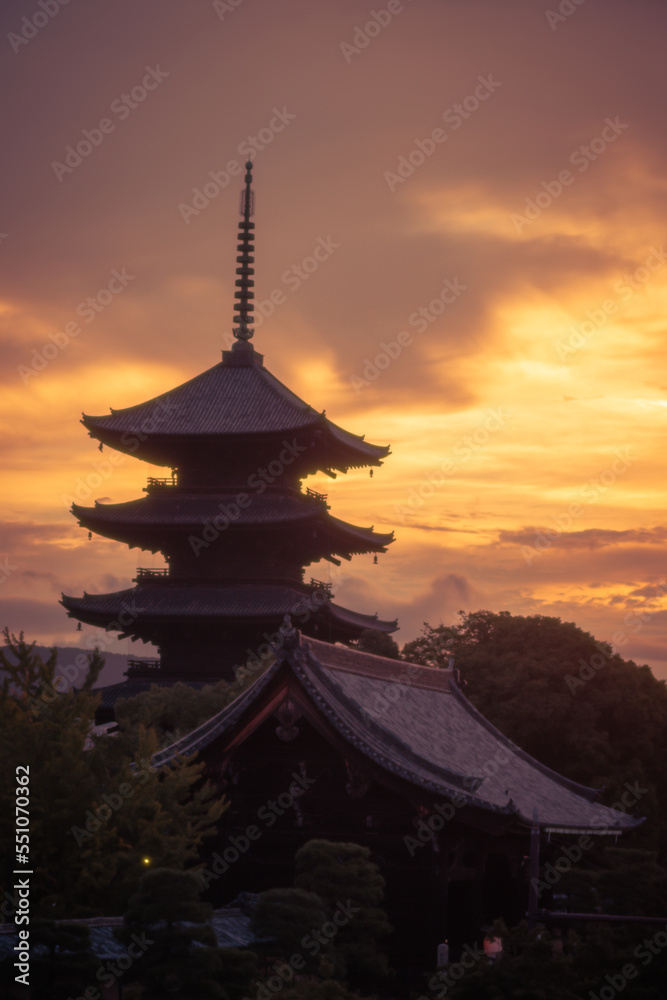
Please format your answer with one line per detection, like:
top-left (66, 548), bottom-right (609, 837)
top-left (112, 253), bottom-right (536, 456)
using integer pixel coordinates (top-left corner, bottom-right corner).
top-left (433, 831), bottom-right (450, 944)
top-left (527, 824), bottom-right (540, 927)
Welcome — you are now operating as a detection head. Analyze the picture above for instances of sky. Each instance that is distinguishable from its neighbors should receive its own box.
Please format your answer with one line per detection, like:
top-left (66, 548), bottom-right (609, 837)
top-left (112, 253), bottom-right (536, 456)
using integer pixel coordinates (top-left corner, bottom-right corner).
top-left (3, 0), bottom-right (667, 680)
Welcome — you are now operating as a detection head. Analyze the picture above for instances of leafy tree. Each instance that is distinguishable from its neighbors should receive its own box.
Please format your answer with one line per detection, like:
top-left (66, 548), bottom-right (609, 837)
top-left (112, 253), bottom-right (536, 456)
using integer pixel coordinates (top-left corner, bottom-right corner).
top-left (294, 840), bottom-right (391, 985)
top-left (350, 629), bottom-right (400, 660)
top-left (118, 868), bottom-right (257, 1000)
top-left (280, 980), bottom-right (371, 1000)
top-left (0, 631), bottom-right (226, 918)
top-left (558, 846), bottom-right (667, 918)
top-left (442, 917), bottom-right (667, 1000)
top-left (250, 887), bottom-right (330, 973)
top-left (442, 919), bottom-right (582, 1000)
top-left (114, 654), bottom-right (270, 747)
top-left (402, 612), bottom-right (667, 856)
top-left (214, 949), bottom-right (261, 1000)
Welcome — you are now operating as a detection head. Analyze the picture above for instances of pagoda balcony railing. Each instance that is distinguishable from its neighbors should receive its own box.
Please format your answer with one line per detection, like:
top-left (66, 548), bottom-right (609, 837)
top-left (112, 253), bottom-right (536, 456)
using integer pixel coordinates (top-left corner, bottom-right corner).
top-left (145, 474), bottom-right (178, 491)
top-left (126, 658), bottom-right (161, 677)
top-left (305, 487), bottom-right (328, 504)
top-left (309, 578), bottom-right (333, 595)
top-left (135, 567), bottom-right (169, 580)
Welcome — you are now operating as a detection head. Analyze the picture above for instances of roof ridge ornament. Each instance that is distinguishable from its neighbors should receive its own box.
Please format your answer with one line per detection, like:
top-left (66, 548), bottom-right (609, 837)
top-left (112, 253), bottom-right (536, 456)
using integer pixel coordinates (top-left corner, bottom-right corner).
top-left (273, 614), bottom-right (301, 650)
top-left (232, 159), bottom-right (256, 348)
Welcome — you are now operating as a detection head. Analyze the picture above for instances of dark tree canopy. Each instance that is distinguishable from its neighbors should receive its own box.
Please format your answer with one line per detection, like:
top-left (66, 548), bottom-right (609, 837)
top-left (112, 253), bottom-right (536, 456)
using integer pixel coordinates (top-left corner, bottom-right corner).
top-left (402, 611), bottom-right (667, 856)
top-left (0, 631), bottom-right (226, 918)
top-left (250, 887), bottom-right (330, 973)
top-left (118, 868), bottom-right (257, 1000)
top-left (114, 660), bottom-right (269, 746)
top-left (351, 628), bottom-right (400, 659)
top-left (295, 839), bottom-right (392, 985)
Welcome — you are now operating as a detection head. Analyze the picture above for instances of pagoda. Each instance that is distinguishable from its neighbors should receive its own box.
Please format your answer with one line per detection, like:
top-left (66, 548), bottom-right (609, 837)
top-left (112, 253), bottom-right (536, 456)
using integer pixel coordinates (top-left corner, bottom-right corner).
top-left (61, 162), bottom-right (397, 681)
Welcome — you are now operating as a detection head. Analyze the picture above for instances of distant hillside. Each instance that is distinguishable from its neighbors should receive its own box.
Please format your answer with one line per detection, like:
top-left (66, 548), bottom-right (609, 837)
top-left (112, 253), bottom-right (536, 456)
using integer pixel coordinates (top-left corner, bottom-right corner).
top-left (1, 644), bottom-right (131, 691)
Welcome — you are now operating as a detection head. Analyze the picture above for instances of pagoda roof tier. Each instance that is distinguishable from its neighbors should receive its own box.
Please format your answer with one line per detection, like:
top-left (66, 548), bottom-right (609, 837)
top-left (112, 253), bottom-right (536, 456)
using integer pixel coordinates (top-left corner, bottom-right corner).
top-left (81, 348), bottom-right (389, 471)
top-left (71, 494), bottom-right (394, 555)
top-left (60, 584), bottom-right (398, 637)
top-left (151, 634), bottom-right (642, 836)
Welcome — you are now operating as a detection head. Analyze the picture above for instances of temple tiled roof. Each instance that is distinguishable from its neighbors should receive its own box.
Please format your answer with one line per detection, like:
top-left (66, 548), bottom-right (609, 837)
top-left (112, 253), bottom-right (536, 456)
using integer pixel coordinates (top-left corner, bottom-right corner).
top-left (82, 353), bottom-right (389, 468)
top-left (71, 494), bottom-right (394, 551)
top-left (61, 584), bottom-right (398, 633)
top-left (152, 636), bottom-right (642, 835)
top-left (0, 904), bottom-right (256, 962)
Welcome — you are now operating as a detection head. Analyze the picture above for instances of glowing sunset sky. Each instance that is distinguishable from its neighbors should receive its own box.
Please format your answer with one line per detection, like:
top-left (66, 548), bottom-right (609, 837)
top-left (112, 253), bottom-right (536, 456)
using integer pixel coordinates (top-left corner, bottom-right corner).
top-left (3, 0), bottom-right (667, 678)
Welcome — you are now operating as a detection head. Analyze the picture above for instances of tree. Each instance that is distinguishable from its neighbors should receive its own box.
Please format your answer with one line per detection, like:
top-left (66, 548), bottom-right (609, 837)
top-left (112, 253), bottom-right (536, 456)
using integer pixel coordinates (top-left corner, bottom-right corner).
top-left (250, 887), bottom-right (330, 974)
top-left (559, 846), bottom-right (667, 918)
top-left (0, 631), bottom-right (226, 918)
top-left (114, 653), bottom-right (271, 746)
top-left (350, 629), bottom-right (400, 660)
top-left (402, 612), bottom-right (667, 856)
top-left (280, 980), bottom-right (371, 1000)
top-left (442, 917), bottom-right (667, 1000)
top-left (118, 868), bottom-right (257, 1000)
top-left (440, 919), bottom-right (583, 1000)
top-left (294, 840), bottom-right (391, 985)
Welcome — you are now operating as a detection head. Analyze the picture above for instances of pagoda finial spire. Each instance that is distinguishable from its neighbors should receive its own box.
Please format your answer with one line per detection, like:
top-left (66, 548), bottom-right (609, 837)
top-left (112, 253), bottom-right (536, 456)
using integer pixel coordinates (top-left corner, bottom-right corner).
top-left (232, 160), bottom-right (255, 344)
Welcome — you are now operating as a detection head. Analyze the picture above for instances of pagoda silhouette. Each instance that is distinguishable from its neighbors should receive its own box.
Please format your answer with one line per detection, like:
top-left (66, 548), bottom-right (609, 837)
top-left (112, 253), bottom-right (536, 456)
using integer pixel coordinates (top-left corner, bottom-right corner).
top-left (61, 162), bottom-right (397, 682)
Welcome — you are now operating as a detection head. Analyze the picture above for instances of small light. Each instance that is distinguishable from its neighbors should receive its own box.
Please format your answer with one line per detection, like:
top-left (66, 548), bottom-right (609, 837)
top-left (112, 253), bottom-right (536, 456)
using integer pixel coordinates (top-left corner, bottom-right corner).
top-left (142, 857), bottom-right (151, 865)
